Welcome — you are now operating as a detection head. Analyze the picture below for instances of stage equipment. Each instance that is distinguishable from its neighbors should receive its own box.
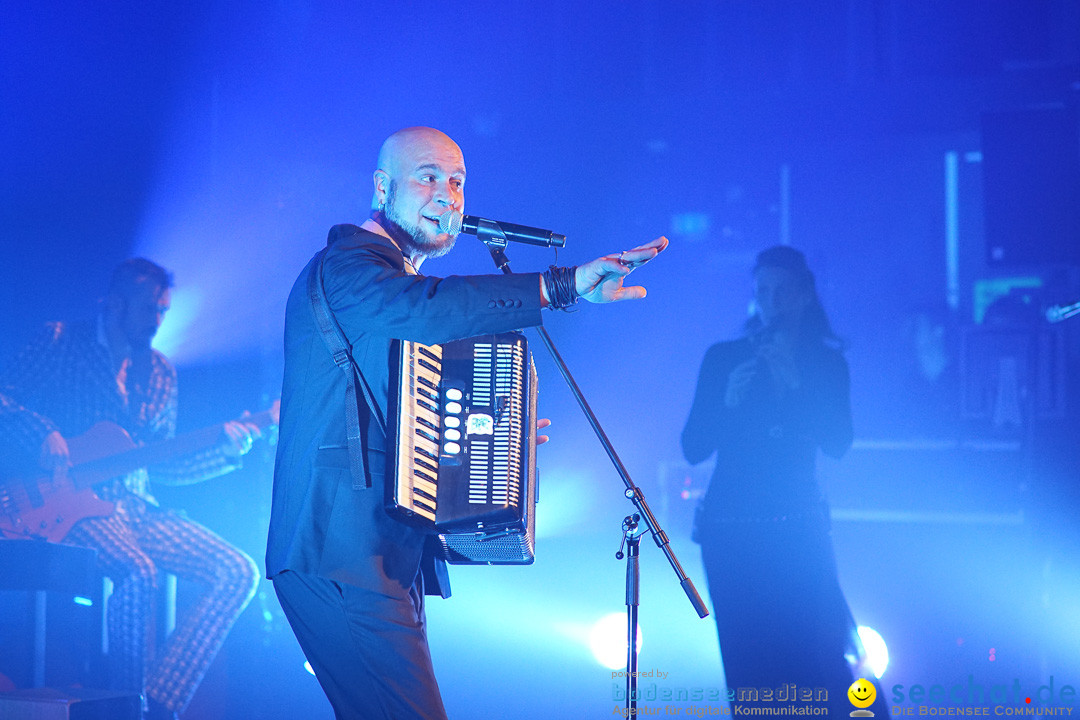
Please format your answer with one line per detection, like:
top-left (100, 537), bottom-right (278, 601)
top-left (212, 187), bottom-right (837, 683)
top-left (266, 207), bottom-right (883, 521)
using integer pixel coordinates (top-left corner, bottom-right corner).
top-left (1045, 300), bottom-right (1080, 323)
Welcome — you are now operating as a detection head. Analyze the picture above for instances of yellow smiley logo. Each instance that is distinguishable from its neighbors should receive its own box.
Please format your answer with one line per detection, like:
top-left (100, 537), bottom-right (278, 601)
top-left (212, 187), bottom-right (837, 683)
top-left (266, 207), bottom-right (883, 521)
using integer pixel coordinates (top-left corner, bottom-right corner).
top-left (848, 678), bottom-right (876, 709)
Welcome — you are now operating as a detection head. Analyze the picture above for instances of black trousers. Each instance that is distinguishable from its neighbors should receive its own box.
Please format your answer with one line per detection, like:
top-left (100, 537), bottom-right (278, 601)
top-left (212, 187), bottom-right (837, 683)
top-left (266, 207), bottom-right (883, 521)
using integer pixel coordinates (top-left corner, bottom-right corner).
top-left (272, 569), bottom-right (448, 720)
top-left (699, 507), bottom-right (891, 718)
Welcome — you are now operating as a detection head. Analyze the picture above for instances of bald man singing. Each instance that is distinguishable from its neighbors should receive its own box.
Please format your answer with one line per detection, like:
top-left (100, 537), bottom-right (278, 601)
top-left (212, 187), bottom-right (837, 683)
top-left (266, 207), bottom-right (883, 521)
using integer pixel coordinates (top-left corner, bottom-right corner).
top-left (266, 127), bottom-right (667, 719)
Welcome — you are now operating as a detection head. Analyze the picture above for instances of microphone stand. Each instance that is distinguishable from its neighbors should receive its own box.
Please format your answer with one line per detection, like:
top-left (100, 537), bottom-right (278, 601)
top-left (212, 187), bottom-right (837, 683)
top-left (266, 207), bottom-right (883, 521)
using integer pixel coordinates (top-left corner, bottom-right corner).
top-left (482, 240), bottom-right (710, 715)
top-left (617, 513), bottom-right (646, 713)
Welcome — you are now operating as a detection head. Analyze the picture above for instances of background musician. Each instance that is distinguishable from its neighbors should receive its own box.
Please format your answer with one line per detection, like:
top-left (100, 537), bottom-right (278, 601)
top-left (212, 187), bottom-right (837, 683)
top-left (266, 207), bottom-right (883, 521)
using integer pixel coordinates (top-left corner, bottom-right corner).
top-left (0, 258), bottom-right (263, 720)
top-left (265, 126), bottom-right (668, 720)
top-left (681, 246), bottom-right (889, 717)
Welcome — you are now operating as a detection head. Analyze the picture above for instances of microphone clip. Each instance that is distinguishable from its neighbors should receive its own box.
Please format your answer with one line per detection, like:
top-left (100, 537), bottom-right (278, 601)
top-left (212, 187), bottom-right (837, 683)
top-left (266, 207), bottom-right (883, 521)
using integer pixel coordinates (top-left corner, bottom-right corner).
top-left (472, 217), bottom-right (512, 249)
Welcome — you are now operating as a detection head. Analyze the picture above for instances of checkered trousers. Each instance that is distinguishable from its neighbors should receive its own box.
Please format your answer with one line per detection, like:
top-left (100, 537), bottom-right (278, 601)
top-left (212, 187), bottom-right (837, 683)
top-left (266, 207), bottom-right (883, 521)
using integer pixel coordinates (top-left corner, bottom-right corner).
top-left (67, 505), bottom-right (259, 714)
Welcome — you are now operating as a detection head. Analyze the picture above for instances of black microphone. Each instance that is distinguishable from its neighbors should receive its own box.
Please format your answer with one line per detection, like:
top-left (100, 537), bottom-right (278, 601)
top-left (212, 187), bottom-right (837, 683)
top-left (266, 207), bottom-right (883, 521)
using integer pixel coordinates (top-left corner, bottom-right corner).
top-left (439, 210), bottom-right (566, 248)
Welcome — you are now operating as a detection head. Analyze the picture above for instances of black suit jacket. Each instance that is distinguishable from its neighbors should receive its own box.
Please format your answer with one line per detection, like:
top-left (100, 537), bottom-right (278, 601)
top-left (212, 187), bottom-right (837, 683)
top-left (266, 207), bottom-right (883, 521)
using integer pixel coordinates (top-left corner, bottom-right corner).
top-left (266, 225), bottom-right (544, 599)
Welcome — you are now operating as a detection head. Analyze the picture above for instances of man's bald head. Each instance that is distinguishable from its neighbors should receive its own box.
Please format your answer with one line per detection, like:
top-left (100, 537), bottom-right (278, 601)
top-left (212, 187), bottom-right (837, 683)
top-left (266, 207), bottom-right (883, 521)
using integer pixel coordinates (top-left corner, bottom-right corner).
top-left (365, 127), bottom-right (466, 264)
top-left (371, 127), bottom-right (463, 211)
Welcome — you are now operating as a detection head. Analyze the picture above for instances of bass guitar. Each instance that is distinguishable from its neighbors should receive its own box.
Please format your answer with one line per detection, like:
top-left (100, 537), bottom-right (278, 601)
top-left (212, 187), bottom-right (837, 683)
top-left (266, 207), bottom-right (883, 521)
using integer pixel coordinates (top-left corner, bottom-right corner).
top-left (0, 404), bottom-right (278, 543)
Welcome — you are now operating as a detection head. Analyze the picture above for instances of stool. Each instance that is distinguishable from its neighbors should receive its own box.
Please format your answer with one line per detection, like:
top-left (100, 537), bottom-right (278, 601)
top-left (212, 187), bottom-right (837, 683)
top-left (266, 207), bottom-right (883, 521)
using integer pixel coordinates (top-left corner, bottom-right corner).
top-left (0, 686), bottom-right (140, 719)
top-left (0, 539), bottom-right (177, 692)
top-left (0, 540), bottom-right (101, 688)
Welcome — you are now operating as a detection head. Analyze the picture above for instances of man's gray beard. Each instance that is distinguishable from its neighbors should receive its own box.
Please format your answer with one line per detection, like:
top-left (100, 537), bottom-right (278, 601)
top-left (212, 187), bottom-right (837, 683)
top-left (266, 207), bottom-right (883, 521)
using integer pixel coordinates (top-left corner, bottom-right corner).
top-left (383, 185), bottom-right (456, 260)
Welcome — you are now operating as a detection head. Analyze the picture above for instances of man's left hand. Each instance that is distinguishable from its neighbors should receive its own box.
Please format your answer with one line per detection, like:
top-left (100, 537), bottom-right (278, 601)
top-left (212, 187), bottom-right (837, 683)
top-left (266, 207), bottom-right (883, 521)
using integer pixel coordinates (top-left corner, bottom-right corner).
top-left (575, 236), bottom-right (669, 304)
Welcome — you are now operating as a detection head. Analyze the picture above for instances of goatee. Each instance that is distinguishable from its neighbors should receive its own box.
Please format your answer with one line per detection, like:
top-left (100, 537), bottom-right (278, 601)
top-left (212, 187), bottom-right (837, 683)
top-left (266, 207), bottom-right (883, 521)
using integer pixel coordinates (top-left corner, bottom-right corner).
top-left (382, 183), bottom-right (456, 260)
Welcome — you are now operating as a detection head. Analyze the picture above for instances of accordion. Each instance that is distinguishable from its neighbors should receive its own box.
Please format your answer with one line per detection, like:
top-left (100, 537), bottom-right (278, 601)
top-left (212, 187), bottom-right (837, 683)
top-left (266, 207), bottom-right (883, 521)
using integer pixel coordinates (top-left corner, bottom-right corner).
top-left (387, 332), bottom-right (538, 564)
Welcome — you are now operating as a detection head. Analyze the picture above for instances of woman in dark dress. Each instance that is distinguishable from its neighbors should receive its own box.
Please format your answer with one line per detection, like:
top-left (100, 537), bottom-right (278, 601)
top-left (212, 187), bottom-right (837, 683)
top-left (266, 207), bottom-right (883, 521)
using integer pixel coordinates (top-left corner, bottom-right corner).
top-left (682, 246), bottom-right (882, 716)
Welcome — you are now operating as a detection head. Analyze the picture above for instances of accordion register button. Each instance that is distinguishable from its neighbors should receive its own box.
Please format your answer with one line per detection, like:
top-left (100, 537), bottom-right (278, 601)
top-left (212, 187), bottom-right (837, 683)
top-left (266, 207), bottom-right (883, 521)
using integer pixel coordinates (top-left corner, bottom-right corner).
top-left (444, 416), bottom-right (461, 428)
top-left (444, 441), bottom-right (461, 455)
top-left (445, 401), bottom-right (463, 414)
top-left (444, 428), bottom-right (461, 442)
top-left (445, 388), bottom-right (463, 401)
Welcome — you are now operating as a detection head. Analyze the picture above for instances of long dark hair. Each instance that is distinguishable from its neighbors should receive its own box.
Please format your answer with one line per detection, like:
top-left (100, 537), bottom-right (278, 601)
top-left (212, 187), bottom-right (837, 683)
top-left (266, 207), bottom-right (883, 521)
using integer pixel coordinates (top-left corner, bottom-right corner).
top-left (743, 245), bottom-right (843, 348)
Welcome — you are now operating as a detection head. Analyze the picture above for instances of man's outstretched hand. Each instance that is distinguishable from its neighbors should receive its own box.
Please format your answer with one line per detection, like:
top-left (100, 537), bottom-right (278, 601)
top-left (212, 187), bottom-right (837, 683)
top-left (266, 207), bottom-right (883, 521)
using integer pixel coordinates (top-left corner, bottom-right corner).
top-left (575, 236), bottom-right (669, 304)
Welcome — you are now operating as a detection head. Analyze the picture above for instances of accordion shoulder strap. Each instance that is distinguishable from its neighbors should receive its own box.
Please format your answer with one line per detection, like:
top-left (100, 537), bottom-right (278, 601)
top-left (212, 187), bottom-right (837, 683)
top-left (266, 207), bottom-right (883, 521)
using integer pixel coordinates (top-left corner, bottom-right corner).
top-left (306, 247), bottom-right (387, 489)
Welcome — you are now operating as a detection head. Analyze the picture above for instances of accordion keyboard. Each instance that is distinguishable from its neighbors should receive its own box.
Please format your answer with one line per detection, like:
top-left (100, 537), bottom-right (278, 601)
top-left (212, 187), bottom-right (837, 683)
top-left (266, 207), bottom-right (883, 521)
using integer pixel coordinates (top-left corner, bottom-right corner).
top-left (389, 332), bottom-right (537, 564)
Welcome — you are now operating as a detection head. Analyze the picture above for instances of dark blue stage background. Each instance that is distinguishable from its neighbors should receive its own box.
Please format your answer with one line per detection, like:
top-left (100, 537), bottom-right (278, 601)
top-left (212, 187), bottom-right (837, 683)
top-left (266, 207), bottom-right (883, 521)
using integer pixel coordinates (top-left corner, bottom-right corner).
top-left (2, 1), bottom-right (1079, 717)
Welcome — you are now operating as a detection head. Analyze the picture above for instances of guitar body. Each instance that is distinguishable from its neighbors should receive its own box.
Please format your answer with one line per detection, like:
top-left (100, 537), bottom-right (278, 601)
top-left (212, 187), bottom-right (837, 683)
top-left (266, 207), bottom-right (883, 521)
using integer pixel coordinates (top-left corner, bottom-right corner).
top-left (0, 423), bottom-right (136, 542)
top-left (0, 477), bottom-right (116, 542)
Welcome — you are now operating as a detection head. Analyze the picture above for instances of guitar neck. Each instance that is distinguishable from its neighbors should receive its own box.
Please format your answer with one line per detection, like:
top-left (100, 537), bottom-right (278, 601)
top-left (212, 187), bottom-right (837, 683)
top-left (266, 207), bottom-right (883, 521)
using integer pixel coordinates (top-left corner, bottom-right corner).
top-left (71, 409), bottom-right (276, 489)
